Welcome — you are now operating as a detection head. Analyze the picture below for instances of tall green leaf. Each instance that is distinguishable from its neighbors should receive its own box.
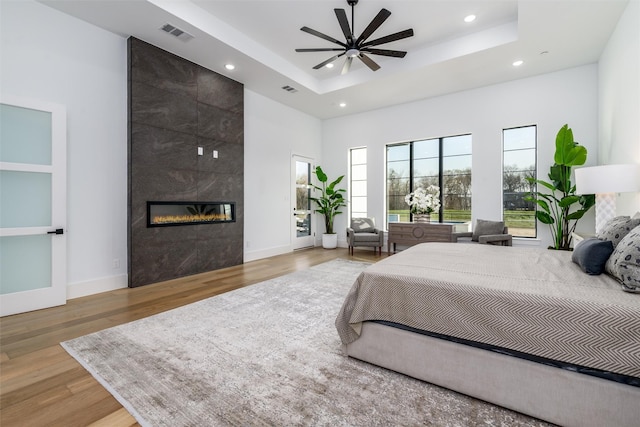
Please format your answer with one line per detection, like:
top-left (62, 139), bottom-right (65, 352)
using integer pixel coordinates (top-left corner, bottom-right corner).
top-left (554, 124), bottom-right (587, 166)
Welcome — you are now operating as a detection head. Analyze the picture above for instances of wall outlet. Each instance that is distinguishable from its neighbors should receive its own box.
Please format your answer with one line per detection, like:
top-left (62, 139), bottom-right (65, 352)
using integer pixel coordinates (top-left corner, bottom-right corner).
top-left (112, 258), bottom-right (120, 269)
top-left (246, 241), bottom-right (250, 248)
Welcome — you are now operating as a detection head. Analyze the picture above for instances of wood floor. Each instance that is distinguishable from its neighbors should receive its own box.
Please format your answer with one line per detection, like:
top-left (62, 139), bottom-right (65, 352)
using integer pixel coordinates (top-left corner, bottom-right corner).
top-left (0, 248), bottom-right (381, 426)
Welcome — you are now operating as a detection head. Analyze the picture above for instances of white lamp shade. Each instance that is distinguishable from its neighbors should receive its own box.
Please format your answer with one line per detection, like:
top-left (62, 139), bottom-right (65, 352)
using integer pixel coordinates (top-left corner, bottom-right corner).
top-left (574, 164), bottom-right (640, 194)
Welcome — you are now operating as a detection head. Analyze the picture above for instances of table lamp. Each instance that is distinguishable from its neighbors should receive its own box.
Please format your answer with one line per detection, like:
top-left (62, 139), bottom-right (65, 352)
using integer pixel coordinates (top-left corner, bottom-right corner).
top-left (574, 164), bottom-right (640, 233)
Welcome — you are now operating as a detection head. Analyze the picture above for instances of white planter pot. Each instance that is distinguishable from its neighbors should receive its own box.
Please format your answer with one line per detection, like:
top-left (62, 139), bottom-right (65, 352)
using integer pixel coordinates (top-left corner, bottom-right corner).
top-left (322, 233), bottom-right (338, 249)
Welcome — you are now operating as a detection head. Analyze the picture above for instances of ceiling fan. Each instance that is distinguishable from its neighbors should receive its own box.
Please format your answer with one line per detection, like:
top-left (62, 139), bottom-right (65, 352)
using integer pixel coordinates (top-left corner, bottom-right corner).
top-left (295, 0), bottom-right (414, 74)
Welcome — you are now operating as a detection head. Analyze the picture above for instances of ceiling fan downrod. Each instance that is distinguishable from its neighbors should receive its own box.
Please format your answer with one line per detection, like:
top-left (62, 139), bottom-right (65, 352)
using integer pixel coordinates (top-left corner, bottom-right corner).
top-left (348, 0), bottom-right (358, 44)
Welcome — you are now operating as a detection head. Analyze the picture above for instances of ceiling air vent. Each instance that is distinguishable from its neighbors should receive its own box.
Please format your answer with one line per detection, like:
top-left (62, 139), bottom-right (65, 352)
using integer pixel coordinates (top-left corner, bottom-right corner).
top-left (282, 85), bottom-right (298, 94)
top-left (160, 23), bottom-right (194, 42)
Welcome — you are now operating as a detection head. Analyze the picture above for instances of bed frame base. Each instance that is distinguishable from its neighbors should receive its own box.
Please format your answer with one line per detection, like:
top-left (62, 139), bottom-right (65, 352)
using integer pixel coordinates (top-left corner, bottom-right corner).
top-left (344, 322), bottom-right (639, 427)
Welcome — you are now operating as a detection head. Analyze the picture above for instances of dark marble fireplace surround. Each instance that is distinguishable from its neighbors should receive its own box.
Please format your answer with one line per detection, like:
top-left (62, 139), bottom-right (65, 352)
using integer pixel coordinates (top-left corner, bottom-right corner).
top-left (128, 38), bottom-right (244, 287)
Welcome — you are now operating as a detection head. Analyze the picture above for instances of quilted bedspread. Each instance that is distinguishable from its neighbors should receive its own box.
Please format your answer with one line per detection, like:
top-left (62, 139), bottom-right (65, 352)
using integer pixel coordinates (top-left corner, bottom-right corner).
top-left (335, 243), bottom-right (640, 378)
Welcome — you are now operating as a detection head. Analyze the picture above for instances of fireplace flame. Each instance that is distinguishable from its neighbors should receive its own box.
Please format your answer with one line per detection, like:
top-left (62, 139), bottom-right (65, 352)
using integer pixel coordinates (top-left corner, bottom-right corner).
top-left (152, 213), bottom-right (231, 224)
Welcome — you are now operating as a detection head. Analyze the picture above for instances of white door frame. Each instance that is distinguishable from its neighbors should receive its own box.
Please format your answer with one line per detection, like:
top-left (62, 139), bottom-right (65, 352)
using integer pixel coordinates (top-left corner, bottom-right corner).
top-left (0, 95), bottom-right (67, 316)
top-left (291, 155), bottom-right (315, 250)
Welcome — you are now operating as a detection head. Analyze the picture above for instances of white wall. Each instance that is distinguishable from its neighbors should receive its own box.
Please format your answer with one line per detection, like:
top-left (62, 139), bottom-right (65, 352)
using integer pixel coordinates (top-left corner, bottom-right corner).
top-left (3, 0), bottom-right (631, 295)
top-left (244, 90), bottom-right (322, 261)
top-left (598, 0), bottom-right (640, 215)
top-left (322, 65), bottom-right (599, 249)
top-left (1, 0), bottom-right (129, 297)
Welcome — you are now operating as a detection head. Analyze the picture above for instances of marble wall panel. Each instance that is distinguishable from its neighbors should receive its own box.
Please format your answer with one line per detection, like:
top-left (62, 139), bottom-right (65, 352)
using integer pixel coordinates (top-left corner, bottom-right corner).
top-left (131, 236), bottom-right (200, 286)
top-left (130, 81), bottom-right (197, 134)
top-left (197, 103), bottom-right (243, 144)
top-left (129, 38), bottom-right (197, 98)
top-left (131, 123), bottom-right (197, 171)
top-left (197, 171), bottom-right (244, 202)
top-left (131, 166), bottom-right (198, 202)
top-left (196, 138), bottom-right (243, 174)
top-left (128, 37), bottom-right (244, 287)
top-left (197, 237), bottom-right (243, 272)
top-left (197, 70), bottom-right (243, 113)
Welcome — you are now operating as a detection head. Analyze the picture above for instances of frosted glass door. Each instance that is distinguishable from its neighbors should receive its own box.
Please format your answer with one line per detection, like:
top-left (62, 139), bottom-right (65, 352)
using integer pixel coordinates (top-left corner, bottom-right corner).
top-left (292, 156), bottom-right (315, 250)
top-left (0, 97), bottom-right (67, 316)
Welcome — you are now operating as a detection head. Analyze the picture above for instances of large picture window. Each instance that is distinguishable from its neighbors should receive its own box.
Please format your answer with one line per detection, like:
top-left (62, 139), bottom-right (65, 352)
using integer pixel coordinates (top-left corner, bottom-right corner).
top-left (503, 126), bottom-right (537, 237)
top-left (386, 135), bottom-right (472, 225)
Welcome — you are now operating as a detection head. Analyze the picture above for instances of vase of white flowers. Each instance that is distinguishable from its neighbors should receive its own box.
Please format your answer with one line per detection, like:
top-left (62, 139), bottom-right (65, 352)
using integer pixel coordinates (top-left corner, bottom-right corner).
top-left (405, 185), bottom-right (441, 222)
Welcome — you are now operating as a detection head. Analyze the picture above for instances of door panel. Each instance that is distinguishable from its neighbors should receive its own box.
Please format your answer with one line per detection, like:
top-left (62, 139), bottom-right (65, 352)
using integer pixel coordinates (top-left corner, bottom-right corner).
top-left (292, 156), bottom-right (315, 249)
top-left (0, 96), bottom-right (67, 316)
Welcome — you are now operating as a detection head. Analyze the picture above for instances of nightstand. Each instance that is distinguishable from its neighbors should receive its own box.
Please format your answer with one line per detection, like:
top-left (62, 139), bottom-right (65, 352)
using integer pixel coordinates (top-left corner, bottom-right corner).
top-left (571, 231), bottom-right (596, 247)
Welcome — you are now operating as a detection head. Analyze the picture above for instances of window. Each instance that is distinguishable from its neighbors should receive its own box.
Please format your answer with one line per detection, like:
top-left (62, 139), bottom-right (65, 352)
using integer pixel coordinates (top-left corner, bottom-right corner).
top-left (349, 147), bottom-right (367, 219)
top-left (503, 126), bottom-right (537, 238)
top-left (386, 135), bottom-right (472, 225)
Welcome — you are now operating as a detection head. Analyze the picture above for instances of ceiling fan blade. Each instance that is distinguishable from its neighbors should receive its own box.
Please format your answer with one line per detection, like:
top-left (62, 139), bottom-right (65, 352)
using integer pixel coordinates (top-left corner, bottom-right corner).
top-left (334, 8), bottom-right (353, 43)
top-left (341, 57), bottom-right (353, 75)
top-left (300, 26), bottom-right (347, 48)
top-left (361, 48), bottom-right (407, 58)
top-left (313, 53), bottom-right (346, 70)
top-left (296, 48), bottom-right (346, 52)
top-left (358, 54), bottom-right (380, 72)
top-left (362, 28), bottom-right (414, 48)
top-left (356, 8), bottom-right (392, 45)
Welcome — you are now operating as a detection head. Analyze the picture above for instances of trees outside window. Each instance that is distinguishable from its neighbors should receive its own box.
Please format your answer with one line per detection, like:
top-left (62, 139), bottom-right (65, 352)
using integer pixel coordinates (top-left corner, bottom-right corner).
top-left (503, 126), bottom-right (537, 237)
top-left (386, 135), bottom-right (472, 226)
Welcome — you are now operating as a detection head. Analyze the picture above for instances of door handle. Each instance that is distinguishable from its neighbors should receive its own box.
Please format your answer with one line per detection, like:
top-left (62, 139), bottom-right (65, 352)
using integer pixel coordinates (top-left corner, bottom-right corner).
top-left (47, 228), bottom-right (64, 235)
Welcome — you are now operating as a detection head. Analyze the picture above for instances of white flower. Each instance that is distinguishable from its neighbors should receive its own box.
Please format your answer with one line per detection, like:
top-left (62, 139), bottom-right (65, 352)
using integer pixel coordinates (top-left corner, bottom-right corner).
top-left (405, 185), bottom-right (441, 214)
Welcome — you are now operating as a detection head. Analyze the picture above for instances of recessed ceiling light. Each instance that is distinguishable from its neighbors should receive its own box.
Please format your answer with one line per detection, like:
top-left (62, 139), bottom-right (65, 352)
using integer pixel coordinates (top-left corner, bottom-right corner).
top-left (326, 63), bottom-right (334, 69)
top-left (339, 102), bottom-right (347, 108)
top-left (512, 60), bottom-right (524, 67)
top-left (464, 15), bottom-right (476, 23)
top-left (225, 64), bottom-right (235, 71)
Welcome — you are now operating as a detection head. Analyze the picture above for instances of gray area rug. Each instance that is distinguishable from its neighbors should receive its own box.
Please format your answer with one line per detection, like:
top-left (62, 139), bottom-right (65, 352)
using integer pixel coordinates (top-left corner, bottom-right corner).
top-left (62, 259), bottom-right (551, 426)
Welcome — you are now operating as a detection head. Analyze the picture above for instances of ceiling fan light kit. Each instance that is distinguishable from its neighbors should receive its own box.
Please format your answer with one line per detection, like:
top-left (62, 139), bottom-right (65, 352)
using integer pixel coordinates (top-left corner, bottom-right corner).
top-left (296, 0), bottom-right (414, 74)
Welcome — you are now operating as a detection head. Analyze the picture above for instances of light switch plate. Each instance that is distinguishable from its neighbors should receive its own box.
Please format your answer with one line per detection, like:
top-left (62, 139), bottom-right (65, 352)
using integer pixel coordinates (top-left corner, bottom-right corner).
top-left (197, 147), bottom-right (203, 156)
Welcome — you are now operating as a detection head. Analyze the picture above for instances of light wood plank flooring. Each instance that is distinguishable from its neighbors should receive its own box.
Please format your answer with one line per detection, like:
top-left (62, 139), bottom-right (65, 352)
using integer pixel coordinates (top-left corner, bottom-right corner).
top-left (0, 247), bottom-right (381, 426)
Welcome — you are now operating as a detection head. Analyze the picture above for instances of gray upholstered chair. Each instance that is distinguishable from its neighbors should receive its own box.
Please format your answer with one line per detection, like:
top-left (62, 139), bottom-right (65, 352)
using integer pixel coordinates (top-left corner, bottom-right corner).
top-left (347, 218), bottom-right (385, 255)
top-left (454, 219), bottom-right (512, 246)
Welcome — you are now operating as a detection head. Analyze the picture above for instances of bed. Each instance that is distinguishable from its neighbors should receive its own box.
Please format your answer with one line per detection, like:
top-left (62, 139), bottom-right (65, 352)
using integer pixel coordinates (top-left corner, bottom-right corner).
top-left (335, 243), bottom-right (640, 427)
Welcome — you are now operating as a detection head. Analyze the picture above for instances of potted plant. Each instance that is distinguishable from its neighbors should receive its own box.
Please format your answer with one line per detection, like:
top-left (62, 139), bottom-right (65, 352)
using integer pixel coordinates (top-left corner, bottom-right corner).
top-left (524, 124), bottom-right (595, 250)
top-left (310, 166), bottom-right (347, 249)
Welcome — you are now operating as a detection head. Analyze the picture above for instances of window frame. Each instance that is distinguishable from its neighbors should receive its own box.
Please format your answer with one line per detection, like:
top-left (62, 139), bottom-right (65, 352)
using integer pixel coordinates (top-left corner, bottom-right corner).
top-left (502, 125), bottom-right (537, 238)
top-left (385, 134), bottom-right (472, 228)
top-left (349, 146), bottom-right (367, 221)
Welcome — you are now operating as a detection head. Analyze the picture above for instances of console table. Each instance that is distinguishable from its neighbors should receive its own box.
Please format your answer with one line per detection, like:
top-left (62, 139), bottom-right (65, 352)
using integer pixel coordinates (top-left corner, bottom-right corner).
top-left (388, 222), bottom-right (456, 253)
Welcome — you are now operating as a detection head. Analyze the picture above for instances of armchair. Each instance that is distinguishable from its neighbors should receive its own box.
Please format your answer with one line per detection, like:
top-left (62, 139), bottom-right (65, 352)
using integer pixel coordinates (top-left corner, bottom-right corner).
top-left (347, 218), bottom-right (385, 255)
top-left (454, 219), bottom-right (512, 246)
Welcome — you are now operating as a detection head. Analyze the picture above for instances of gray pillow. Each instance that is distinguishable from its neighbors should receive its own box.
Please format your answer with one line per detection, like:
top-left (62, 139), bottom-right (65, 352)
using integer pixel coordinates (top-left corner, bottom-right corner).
top-left (472, 219), bottom-right (505, 242)
top-left (605, 225), bottom-right (640, 292)
top-left (571, 238), bottom-right (614, 275)
top-left (597, 216), bottom-right (640, 248)
top-left (351, 218), bottom-right (375, 233)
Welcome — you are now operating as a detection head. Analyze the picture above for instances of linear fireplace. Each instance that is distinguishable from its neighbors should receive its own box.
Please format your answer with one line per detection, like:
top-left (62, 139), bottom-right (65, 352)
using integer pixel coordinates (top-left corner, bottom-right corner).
top-left (147, 201), bottom-right (235, 227)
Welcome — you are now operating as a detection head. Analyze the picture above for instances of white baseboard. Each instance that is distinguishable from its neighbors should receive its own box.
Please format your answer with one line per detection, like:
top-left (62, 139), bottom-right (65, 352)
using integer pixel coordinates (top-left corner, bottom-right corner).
top-left (67, 274), bottom-right (128, 299)
top-left (244, 244), bottom-right (293, 262)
